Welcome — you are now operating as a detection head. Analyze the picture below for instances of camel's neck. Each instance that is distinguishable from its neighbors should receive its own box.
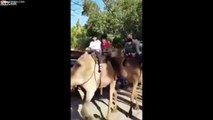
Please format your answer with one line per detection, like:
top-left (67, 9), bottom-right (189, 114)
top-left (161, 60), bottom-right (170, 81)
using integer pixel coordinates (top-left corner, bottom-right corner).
top-left (118, 63), bottom-right (128, 78)
top-left (109, 56), bottom-right (126, 77)
top-left (109, 56), bottom-right (141, 80)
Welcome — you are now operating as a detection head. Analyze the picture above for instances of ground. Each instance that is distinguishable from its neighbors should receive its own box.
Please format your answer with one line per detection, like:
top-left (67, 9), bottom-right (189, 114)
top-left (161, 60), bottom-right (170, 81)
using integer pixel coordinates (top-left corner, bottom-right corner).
top-left (71, 86), bottom-right (142, 120)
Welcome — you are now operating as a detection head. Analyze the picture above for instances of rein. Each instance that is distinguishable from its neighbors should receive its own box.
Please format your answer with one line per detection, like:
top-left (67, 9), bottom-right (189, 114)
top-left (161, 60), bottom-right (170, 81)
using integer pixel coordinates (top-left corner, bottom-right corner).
top-left (79, 53), bottom-right (101, 87)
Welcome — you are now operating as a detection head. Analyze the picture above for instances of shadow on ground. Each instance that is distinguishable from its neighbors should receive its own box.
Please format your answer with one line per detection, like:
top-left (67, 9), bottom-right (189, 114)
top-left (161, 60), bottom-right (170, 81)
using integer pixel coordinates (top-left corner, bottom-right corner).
top-left (71, 92), bottom-right (83, 120)
top-left (71, 86), bottom-right (142, 120)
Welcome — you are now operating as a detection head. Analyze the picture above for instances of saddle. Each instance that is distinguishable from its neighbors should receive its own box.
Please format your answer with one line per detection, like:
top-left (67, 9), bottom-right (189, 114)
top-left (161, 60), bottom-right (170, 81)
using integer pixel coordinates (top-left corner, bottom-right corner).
top-left (87, 49), bottom-right (110, 72)
top-left (123, 53), bottom-right (141, 66)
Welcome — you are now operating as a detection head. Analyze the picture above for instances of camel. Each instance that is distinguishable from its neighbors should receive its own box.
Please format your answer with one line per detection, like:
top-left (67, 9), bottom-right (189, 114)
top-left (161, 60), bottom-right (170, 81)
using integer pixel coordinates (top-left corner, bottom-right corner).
top-left (109, 48), bottom-right (143, 118)
top-left (70, 51), bottom-right (118, 120)
top-left (70, 48), bottom-right (142, 119)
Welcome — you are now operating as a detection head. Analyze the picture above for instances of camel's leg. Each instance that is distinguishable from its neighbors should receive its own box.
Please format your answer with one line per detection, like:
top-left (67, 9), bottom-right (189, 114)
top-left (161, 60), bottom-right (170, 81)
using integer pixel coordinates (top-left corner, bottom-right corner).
top-left (133, 87), bottom-right (140, 110)
top-left (133, 71), bottom-right (143, 110)
top-left (112, 90), bottom-right (118, 111)
top-left (106, 80), bottom-right (117, 120)
top-left (81, 89), bottom-right (96, 120)
top-left (109, 88), bottom-right (118, 112)
top-left (135, 76), bottom-right (143, 106)
top-left (112, 79), bottom-right (118, 112)
top-left (127, 78), bottom-right (139, 118)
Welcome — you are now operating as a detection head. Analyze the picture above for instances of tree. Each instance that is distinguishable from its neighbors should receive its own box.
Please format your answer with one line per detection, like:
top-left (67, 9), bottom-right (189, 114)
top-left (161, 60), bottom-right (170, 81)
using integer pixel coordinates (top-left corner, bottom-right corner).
top-left (72, 0), bottom-right (143, 49)
top-left (71, 19), bottom-right (90, 50)
top-left (81, 0), bottom-right (142, 40)
top-left (82, 0), bottom-right (100, 16)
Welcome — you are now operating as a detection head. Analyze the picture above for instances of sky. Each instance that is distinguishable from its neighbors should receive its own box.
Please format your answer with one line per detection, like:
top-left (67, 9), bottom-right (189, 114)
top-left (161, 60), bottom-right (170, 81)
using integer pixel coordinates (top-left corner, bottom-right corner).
top-left (71, 0), bottom-right (105, 28)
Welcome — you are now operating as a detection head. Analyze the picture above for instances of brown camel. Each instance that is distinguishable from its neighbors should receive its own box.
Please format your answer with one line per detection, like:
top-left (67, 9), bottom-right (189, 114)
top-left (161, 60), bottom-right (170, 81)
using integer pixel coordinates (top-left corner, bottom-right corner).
top-left (109, 48), bottom-right (143, 118)
top-left (70, 51), bottom-right (118, 120)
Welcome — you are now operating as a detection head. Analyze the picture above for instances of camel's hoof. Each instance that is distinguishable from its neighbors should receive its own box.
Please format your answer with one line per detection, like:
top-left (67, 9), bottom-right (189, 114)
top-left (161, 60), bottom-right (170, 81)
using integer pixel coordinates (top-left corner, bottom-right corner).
top-left (126, 113), bottom-right (133, 118)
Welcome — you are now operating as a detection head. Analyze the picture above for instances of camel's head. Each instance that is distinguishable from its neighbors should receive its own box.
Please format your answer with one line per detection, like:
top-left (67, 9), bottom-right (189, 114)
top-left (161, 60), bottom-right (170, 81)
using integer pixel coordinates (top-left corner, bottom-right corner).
top-left (70, 52), bottom-right (95, 89)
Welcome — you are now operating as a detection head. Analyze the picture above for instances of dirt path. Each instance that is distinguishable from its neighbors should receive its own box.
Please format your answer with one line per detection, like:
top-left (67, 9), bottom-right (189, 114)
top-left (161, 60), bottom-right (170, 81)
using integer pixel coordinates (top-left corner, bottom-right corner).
top-left (71, 87), bottom-right (142, 120)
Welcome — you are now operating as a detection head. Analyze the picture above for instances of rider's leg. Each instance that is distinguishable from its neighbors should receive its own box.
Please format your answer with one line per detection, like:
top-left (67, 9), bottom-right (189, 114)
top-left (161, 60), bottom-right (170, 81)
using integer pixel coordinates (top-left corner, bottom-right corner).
top-left (95, 50), bottom-right (102, 72)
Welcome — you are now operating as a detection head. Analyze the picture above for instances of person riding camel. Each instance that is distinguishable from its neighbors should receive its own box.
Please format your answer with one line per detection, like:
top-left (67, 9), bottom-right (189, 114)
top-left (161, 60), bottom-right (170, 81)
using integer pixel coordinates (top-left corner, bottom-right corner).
top-left (88, 36), bottom-right (102, 72)
top-left (101, 35), bottom-right (111, 56)
top-left (102, 38), bottom-right (110, 50)
top-left (88, 36), bottom-right (101, 52)
top-left (124, 34), bottom-right (142, 66)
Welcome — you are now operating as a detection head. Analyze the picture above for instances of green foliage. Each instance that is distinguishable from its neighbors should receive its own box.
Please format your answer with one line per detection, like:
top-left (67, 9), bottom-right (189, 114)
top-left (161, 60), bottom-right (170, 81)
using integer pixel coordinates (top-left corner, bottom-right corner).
top-left (101, 33), bottom-right (107, 39)
top-left (71, 0), bottom-right (143, 49)
top-left (82, 0), bottom-right (100, 16)
top-left (82, 0), bottom-right (142, 39)
top-left (71, 19), bottom-right (90, 50)
top-left (112, 37), bottom-right (125, 49)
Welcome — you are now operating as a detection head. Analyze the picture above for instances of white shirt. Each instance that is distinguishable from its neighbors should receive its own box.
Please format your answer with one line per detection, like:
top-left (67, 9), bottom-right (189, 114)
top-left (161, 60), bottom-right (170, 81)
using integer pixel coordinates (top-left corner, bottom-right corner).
top-left (89, 41), bottom-right (95, 49)
top-left (89, 40), bottom-right (101, 50)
